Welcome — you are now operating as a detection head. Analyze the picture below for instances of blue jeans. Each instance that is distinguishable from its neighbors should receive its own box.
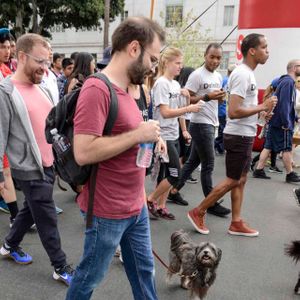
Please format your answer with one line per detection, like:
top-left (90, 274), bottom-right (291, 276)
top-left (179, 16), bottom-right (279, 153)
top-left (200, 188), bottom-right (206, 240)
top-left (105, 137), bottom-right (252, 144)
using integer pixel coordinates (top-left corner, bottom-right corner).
top-left (215, 116), bottom-right (226, 154)
top-left (176, 123), bottom-right (215, 197)
top-left (66, 205), bottom-right (158, 300)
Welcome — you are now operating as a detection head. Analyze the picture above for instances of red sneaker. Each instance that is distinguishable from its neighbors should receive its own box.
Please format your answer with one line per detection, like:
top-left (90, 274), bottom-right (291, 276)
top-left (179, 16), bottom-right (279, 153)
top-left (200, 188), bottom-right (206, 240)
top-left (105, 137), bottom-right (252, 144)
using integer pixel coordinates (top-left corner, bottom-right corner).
top-left (187, 208), bottom-right (209, 234)
top-left (228, 220), bottom-right (259, 237)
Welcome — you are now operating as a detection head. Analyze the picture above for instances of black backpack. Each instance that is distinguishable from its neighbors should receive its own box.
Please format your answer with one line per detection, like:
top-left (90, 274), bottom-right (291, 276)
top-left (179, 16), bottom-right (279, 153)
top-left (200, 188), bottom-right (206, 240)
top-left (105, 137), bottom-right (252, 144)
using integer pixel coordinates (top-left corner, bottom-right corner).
top-left (45, 72), bottom-right (118, 227)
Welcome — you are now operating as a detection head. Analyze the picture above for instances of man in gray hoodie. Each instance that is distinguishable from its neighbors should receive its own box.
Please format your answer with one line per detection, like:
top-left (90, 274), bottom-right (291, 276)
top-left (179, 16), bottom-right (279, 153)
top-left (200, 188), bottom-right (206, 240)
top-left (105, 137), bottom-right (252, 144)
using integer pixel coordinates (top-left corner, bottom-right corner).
top-left (0, 33), bottom-right (73, 286)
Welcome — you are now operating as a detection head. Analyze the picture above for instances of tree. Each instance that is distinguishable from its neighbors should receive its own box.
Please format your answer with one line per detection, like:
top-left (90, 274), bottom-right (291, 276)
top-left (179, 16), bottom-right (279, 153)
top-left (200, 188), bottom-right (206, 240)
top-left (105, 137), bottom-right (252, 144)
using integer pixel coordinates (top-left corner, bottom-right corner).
top-left (160, 9), bottom-right (212, 68)
top-left (0, 0), bottom-right (124, 38)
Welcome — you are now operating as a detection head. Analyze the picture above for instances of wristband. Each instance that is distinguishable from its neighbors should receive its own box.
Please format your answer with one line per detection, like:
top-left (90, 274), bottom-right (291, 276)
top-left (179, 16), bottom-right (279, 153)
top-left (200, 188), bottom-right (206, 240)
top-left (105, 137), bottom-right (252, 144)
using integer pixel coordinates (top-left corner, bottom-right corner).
top-left (203, 94), bottom-right (210, 102)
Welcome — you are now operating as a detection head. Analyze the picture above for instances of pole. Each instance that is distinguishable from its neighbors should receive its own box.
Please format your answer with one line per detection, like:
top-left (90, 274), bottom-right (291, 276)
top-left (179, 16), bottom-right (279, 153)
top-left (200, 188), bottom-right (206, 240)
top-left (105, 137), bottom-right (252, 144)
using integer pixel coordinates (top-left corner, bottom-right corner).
top-left (103, 0), bottom-right (110, 49)
top-left (150, 0), bottom-right (155, 19)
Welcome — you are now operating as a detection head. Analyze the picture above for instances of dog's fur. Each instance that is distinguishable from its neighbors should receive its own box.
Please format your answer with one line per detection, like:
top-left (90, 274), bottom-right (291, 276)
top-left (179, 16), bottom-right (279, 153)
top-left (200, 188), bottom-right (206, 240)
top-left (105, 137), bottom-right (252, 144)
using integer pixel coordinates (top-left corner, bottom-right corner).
top-left (285, 240), bottom-right (300, 294)
top-left (167, 230), bottom-right (222, 299)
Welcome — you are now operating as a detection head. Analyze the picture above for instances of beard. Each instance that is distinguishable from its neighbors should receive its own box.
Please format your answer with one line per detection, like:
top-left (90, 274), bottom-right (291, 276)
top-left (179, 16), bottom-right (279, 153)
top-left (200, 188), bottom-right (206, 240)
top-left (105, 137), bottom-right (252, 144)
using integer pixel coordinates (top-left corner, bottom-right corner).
top-left (295, 70), bottom-right (300, 77)
top-left (24, 63), bottom-right (45, 84)
top-left (127, 52), bottom-right (150, 85)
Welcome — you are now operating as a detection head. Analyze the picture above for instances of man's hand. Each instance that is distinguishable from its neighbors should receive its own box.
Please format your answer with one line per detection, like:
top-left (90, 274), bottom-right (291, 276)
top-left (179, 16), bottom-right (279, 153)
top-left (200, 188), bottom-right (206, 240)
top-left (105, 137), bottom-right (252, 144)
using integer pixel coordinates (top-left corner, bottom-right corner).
top-left (156, 137), bottom-right (167, 156)
top-left (180, 88), bottom-right (190, 99)
top-left (182, 130), bottom-right (191, 145)
top-left (137, 120), bottom-right (161, 143)
top-left (187, 100), bottom-right (205, 113)
top-left (207, 90), bottom-right (226, 101)
top-left (264, 95), bottom-right (277, 113)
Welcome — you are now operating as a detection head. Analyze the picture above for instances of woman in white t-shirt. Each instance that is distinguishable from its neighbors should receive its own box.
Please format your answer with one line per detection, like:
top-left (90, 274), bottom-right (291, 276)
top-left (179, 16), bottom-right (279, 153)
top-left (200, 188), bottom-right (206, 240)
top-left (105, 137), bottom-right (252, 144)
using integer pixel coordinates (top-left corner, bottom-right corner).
top-left (147, 47), bottom-right (202, 220)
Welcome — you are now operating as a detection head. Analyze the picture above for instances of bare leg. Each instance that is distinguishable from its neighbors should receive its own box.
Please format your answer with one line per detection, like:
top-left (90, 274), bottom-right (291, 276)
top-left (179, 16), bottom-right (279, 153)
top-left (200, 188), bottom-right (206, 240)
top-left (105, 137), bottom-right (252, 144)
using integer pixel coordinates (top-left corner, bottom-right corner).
top-left (282, 151), bottom-right (293, 173)
top-left (231, 173), bottom-right (247, 222)
top-left (196, 177), bottom-right (238, 214)
top-left (148, 178), bottom-right (171, 203)
top-left (256, 148), bottom-right (271, 170)
top-left (1, 167), bottom-right (19, 221)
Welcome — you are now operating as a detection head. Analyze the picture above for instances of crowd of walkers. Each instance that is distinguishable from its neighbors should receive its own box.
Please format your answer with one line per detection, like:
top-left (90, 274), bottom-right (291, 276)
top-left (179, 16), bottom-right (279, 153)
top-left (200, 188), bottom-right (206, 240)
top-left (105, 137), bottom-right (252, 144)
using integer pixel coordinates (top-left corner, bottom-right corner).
top-left (0, 16), bottom-right (299, 300)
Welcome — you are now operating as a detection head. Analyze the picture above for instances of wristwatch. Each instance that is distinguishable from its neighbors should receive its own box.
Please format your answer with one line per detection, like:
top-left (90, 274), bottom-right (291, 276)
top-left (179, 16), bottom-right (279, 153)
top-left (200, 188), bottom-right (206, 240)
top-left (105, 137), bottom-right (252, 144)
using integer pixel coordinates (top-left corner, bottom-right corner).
top-left (203, 94), bottom-right (210, 102)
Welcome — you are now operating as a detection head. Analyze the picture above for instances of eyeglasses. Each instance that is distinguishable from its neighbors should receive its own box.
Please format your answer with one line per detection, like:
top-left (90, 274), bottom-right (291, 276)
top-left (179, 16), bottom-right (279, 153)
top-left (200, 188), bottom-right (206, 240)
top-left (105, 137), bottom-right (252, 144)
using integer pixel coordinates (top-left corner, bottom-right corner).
top-left (22, 52), bottom-right (51, 68)
top-left (139, 43), bottom-right (159, 70)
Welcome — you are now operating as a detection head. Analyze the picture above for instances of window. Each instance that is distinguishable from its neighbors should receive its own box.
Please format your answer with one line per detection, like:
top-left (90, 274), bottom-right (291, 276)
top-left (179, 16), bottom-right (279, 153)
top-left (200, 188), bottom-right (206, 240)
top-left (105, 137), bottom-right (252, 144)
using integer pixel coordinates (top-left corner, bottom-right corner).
top-left (223, 5), bottom-right (234, 26)
top-left (121, 10), bottom-right (128, 22)
top-left (166, 5), bottom-right (183, 27)
top-left (220, 51), bottom-right (230, 70)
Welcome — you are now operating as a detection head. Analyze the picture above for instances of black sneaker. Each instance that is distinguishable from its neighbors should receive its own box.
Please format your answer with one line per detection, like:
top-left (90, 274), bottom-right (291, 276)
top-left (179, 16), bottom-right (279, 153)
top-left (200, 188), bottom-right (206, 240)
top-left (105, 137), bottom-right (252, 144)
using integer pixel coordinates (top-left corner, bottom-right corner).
top-left (168, 192), bottom-right (188, 206)
top-left (186, 176), bottom-right (198, 184)
top-left (207, 202), bottom-right (231, 217)
top-left (250, 160), bottom-right (256, 171)
top-left (253, 169), bottom-right (271, 179)
top-left (286, 171), bottom-right (300, 183)
top-left (293, 188), bottom-right (300, 206)
top-left (268, 166), bottom-right (283, 174)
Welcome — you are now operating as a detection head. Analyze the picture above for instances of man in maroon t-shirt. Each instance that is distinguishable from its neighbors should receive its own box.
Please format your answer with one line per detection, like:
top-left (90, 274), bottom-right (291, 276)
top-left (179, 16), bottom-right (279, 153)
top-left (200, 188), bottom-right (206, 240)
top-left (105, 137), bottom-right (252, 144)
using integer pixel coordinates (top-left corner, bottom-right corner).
top-left (66, 17), bottom-right (165, 300)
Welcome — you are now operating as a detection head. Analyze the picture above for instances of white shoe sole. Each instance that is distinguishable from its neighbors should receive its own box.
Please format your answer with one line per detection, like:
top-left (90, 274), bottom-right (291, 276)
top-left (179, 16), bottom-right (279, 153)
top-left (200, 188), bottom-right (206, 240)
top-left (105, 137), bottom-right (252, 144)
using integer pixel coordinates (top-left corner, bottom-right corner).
top-left (228, 230), bottom-right (259, 237)
top-left (187, 213), bottom-right (209, 234)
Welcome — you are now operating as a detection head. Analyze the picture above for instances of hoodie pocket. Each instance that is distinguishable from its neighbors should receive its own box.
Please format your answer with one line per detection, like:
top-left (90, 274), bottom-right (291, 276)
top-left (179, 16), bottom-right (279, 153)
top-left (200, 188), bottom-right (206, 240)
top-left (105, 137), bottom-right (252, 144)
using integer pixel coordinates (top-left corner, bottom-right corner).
top-left (18, 144), bottom-right (28, 165)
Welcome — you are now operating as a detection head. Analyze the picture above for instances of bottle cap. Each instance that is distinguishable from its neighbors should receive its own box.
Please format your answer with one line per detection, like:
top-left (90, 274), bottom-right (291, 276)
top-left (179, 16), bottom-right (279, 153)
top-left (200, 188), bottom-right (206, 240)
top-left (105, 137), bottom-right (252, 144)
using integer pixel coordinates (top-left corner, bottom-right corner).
top-left (50, 128), bottom-right (58, 135)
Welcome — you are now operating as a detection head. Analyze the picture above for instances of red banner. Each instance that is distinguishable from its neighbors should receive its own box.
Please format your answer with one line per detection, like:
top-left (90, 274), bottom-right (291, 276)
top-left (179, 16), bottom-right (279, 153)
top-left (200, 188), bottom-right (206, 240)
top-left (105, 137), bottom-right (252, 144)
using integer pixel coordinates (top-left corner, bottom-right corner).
top-left (238, 0), bottom-right (300, 29)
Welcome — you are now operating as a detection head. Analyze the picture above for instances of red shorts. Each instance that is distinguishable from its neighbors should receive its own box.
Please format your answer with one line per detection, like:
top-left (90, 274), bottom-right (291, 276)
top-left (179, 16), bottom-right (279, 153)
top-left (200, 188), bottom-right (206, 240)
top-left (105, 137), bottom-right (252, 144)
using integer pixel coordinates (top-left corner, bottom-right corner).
top-left (3, 154), bottom-right (10, 169)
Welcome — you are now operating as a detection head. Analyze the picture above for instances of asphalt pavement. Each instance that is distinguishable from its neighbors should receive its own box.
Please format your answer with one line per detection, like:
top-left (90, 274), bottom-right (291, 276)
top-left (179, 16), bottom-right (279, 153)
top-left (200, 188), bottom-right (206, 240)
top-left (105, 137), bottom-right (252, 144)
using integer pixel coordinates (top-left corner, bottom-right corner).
top-left (0, 152), bottom-right (300, 300)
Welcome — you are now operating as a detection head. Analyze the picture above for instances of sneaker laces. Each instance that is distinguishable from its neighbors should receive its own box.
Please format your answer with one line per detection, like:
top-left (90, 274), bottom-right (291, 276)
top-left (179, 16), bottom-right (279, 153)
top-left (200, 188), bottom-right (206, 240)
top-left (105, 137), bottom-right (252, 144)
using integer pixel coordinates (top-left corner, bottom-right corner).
top-left (13, 247), bottom-right (27, 257)
top-left (58, 264), bottom-right (75, 275)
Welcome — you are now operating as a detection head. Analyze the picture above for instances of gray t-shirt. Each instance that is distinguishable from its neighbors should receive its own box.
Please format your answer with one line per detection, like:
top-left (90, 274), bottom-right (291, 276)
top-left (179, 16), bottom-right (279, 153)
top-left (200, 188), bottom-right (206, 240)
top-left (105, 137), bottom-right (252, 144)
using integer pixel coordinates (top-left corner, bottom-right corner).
top-left (185, 66), bottom-right (222, 126)
top-left (153, 76), bottom-right (181, 141)
top-left (224, 63), bottom-right (258, 137)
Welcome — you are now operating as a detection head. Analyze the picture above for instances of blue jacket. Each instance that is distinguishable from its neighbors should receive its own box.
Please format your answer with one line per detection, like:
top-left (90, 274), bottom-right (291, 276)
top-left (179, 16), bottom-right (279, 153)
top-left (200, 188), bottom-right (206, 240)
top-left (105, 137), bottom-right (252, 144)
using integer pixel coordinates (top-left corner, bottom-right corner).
top-left (269, 74), bottom-right (296, 130)
top-left (218, 76), bottom-right (227, 117)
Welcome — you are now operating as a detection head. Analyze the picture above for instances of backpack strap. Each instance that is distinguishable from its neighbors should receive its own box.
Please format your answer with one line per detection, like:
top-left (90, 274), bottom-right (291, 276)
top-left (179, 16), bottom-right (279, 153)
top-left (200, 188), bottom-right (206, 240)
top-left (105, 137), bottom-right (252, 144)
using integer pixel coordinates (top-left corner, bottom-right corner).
top-left (86, 72), bottom-right (119, 228)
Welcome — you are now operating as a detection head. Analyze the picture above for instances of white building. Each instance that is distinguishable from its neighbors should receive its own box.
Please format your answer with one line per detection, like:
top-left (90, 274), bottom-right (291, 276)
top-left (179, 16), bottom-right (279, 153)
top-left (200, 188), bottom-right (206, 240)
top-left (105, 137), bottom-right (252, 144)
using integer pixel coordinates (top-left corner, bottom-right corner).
top-left (51, 0), bottom-right (239, 74)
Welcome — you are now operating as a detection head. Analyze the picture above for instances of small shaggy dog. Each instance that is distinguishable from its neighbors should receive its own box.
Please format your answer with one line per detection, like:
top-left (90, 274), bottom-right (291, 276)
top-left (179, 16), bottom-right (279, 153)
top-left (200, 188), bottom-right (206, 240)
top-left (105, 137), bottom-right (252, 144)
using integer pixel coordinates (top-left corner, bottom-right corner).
top-left (167, 230), bottom-right (222, 299)
top-left (285, 240), bottom-right (300, 294)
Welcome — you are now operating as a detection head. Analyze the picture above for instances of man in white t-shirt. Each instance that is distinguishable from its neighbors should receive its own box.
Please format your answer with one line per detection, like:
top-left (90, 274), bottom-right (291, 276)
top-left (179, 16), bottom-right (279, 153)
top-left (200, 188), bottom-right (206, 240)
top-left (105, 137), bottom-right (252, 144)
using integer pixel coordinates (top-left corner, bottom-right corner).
top-left (169, 43), bottom-right (231, 217)
top-left (41, 41), bottom-right (59, 105)
top-left (187, 34), bottom-right (277, 237)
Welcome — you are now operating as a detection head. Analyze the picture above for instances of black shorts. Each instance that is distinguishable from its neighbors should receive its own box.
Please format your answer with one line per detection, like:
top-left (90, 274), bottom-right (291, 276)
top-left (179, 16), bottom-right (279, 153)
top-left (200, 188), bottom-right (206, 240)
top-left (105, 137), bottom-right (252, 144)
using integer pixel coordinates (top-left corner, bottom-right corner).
top-left (264, 125), bottom-right (293, 153)
top-left (223, 134), bottom-right (254, 180)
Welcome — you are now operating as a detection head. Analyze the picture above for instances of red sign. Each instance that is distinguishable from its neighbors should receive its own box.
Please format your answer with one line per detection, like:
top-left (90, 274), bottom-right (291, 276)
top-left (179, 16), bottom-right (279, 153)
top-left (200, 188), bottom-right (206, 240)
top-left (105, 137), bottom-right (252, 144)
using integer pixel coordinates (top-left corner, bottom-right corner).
top-left (236, 34), bottom-right (244, 61)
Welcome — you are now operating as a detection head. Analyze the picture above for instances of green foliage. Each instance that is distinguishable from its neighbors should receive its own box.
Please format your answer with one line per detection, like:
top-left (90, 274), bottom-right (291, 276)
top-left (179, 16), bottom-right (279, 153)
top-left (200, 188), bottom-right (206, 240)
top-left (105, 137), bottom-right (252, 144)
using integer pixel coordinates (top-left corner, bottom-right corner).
top-left (0, 0), bottom-right (124, 37)
top-left (161, 9), bottom-right (212, 69)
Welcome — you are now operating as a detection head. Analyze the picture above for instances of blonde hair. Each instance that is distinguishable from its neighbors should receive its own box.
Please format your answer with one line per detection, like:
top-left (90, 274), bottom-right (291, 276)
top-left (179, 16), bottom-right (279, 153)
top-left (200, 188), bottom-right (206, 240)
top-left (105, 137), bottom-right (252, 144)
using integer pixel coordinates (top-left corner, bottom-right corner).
top-left (158, 47), bottom-right (183, 76)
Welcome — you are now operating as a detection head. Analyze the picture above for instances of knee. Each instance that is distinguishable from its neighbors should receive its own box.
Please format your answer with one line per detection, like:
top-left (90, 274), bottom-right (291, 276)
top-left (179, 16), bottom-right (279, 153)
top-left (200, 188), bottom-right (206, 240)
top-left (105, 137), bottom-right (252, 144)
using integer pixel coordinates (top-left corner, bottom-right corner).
top-left (224, 178), bottom-right (239, 190)
top-left (238, 175), bottom-right (247, 186)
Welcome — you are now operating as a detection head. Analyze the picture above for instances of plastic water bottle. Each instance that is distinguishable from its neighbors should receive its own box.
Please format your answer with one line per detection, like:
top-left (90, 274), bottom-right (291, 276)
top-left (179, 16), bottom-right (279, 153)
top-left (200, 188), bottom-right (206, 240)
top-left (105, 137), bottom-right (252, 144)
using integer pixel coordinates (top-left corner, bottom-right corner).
top-left (50, 128), bottom-right (71, 155)
top-left (136, 143), bottom-right (154, 168)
